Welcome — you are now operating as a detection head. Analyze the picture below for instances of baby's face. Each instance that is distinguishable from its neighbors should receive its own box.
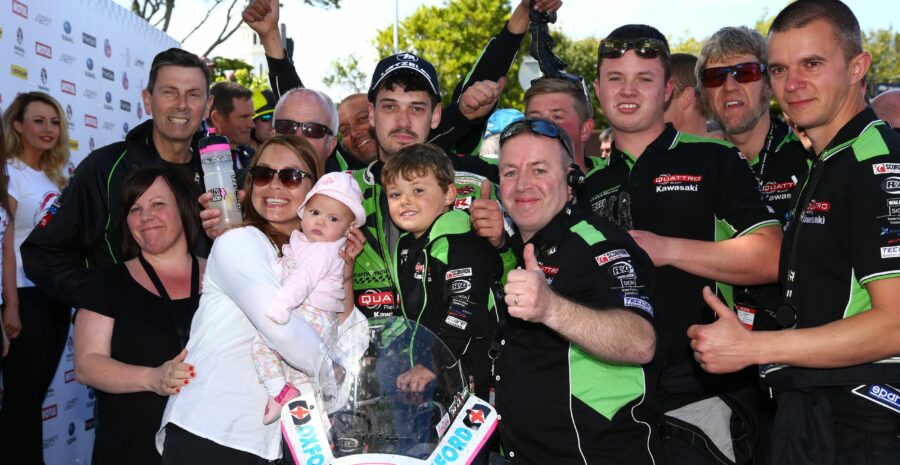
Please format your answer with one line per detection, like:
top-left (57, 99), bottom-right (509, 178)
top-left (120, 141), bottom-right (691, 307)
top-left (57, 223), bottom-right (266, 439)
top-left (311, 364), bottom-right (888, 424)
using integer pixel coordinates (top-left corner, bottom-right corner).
top-left (300, 194), bottom-right (354, 242)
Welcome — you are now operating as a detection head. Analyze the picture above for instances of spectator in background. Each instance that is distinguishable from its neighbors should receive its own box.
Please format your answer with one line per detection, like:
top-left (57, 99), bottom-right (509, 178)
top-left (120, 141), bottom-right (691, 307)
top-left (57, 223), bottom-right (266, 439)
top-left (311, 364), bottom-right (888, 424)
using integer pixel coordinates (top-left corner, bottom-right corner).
top-left (209, 81), bottom-right (257, 177)
top-left (664, 53), bottom-right (722, 139)
top-left (479, 108), bottom-right (524, 161)
top-left (525, 77), bottom-right (599, 170)
top-left (872, 88), bottom-right (900, 129)
top-left (250, 89), bottom-right (276, 152)
top-left (335, 93), bottom-right (378, 171)
top-left (74, 165), bottom-right (203, 465)
top-left (598, 127), bottom-right (614, 159)
top-left (0, 91), bottom-right (72, 465)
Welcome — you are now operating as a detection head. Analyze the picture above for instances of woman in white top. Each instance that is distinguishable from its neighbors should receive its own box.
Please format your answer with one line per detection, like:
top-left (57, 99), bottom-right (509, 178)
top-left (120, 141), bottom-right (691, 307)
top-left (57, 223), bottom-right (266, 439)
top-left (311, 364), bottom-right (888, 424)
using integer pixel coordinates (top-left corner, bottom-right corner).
top-left (159, 135), bottom-right (363, 464)
top-left (0, 92), bottom-right (72, 465)
top-left (1, 122), bottom-right (13, 360)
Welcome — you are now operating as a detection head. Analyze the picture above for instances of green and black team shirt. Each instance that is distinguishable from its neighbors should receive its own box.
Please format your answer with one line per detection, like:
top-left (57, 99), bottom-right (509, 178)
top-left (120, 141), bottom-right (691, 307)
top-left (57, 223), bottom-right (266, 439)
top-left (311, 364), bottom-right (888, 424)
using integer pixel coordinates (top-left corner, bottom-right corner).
top-left (735, 118), bottom-right (812, 330)
top-left (351, 160), bottom-right (515, 318)
top-left (580, 124), bottom-right (780, 394)
top-left (496, 205), bottom-right (662, 465)
top-left (766, 108), bottom-right (900, 388)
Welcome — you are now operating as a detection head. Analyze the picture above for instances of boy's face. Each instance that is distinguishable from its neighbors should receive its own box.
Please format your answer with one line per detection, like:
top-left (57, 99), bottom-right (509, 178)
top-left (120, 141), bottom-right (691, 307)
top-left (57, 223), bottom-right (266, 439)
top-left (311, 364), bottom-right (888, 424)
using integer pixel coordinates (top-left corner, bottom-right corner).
top-left (385, 171), bottom-right (456, 239)
top-left (300, 194), bottom-right (354, 242)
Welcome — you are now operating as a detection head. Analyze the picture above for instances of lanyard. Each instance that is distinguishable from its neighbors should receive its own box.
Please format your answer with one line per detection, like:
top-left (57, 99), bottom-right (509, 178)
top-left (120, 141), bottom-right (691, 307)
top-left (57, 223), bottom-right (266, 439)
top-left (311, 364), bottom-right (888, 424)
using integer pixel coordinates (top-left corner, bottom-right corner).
top-left (755, 122), bottom-right (778, 181)
top-left (138, 253), bottom-right (200, 348)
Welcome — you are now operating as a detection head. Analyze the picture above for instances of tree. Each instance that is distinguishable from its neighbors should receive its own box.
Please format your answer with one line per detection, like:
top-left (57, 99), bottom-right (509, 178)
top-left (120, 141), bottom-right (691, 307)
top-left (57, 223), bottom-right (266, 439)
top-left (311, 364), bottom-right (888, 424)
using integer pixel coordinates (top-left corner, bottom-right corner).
top-left (548, 32), bottom-right (607, 127)
top-left (130, 0), bottom-right (341, 56)
top-left (323, 54), bottom-right (369, 94)
top-left (210, 56), bottom-right (269, 93)
top-left (865, 27), bottom-right (900, 92)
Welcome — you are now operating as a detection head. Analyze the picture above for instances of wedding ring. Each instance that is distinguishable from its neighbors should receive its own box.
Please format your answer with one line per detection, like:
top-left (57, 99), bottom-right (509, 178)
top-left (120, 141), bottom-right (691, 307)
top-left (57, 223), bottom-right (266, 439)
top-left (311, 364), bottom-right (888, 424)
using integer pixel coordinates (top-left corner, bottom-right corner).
top-left (514, 294), bottom-right (520, 306)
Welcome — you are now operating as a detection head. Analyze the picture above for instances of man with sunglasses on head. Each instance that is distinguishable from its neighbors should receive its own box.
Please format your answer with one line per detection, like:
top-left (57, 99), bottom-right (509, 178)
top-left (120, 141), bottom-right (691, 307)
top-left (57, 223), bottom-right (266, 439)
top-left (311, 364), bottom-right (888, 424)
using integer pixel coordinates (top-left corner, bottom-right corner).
top-left (584, 24), bottom-right (783, 465)
top-left (524, 76), bottom-right (602, 171)
top-left (21, 48), bottom-right (212, 311)
top-left (690, 2), bottom-right (900, 463)
top-left (494, 117), bottom-right (662, 465)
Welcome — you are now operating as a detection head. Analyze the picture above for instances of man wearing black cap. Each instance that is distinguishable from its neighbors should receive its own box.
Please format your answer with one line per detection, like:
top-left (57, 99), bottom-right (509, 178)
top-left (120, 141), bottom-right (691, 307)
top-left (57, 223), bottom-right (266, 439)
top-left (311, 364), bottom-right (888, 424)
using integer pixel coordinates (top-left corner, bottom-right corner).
top-left (584, 24), bottom-right (783, 464)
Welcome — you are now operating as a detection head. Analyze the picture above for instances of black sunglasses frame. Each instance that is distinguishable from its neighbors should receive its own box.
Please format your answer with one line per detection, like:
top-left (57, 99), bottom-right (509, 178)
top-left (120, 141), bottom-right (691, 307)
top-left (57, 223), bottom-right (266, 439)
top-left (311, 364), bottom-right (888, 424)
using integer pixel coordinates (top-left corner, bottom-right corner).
top-left (700, 62), bottom-right (767, 88)
top-left (249, 166), bottom-right (312, 189)
top-left (273, 119), bottom-right (334, 139)
top-left (499, 118), bottom-right (574, 160)
top-left (599, 38), bottom-right (668, 60)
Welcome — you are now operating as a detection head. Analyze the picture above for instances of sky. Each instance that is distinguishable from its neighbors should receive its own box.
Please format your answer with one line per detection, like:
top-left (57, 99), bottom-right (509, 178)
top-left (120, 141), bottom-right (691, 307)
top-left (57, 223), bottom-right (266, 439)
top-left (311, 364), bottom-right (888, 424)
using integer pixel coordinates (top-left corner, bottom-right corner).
top-left (112, 0), bottom-right (895, 101)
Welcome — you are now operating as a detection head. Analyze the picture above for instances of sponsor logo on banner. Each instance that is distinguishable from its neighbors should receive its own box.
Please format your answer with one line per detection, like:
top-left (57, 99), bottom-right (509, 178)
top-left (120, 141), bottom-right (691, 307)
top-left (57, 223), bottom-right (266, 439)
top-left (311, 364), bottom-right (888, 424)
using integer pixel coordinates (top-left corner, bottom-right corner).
top-left (121, 47), bottom-right (132, 67)
top-left (135, 58), bottom-right (145, 68)
top-left (61, 80), bottom-right (76, 95)
top-left (38, 68), bottom-right (50, 91)
top-left (63, 20), bottom-right (71, 33)
top-left (65, 104), bottom-right (73, 120)
top-left (11, 64), bottom-right (28, 80)
top-left (84, 58), bottom-right (95, 78)
top-left (82, 32), bottom-right (96, 47)
top-left (84, 418), bottom-right (95, 431)
top-left (103, 92), bottom-right (113, 110)
top-left (101, 67), bottom-right (114, 81)
top-left (35, 41), bottom-right (51, 59)
top-left (60, 53), bottom-right (75, 64)
top-left (446, 268), bottom-right (472, 279)
top-left (137, 102), bottom-right (144, 119)
top-left (14, 28), bottom-right (26, 56)
top-left (84, 114), bottom-right (98, 128)
top-left (120, 100), bottom-right (131, 112)
top-left (122, 71), bottom-right (129, 90)
top-left (83, 88), bottom-right (97, 99)
top-left (89, 137), bottom-right (95, 150)
top-left (880, 246), bottom-right (900, 259)
top-left (64, 370), bottom-right (76, 383)
top-left (882, 177), bottom-right (900, 195)
top-left (64, 398), bottom-right (78, 411)
top-left (35, 13), bottom-right (51, 26)
top-left (43, 435), bottom-right (58, 450)
top-left (873, 163), bottom-right (900, 175)
top-left (42, 404), bottom-right (58, 421)
top-left (68, 139), bottom-right (78, 151)
top-left (104, 38), bottom-right (111, 57)
top-left (62, 20), bottom-right (74, 43)
top-left (12, 0), bottom-right (28, 19)
top-left (102, 121), bottom-right (114, 131)
top-left (595, 249), bottom-right (630, 266)
top-left (122, 122), bottom-right (129, 134)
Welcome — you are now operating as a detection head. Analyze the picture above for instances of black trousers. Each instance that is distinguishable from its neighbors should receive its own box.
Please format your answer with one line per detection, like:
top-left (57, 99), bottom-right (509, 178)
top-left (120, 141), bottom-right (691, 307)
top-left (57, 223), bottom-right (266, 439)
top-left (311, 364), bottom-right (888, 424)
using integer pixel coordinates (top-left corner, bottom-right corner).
top-left (772, 387), bottom-right (900, 465)
top-left (0, 287), bottom-right (70, 465)
top-left (161, 424), bottom-right (278, 465)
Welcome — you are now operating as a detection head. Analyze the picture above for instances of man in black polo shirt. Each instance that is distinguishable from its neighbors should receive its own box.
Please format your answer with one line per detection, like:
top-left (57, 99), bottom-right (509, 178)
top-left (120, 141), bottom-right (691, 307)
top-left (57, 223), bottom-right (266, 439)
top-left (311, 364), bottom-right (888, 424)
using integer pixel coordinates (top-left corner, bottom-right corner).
top-left (696, 27), bottom-right (811, 330)
top-left (690, 1), bottom-right (900, 464)
top-left (496, 119), bottom-right (661, 465)
top-left (584, 24), bottom-right (783, 464)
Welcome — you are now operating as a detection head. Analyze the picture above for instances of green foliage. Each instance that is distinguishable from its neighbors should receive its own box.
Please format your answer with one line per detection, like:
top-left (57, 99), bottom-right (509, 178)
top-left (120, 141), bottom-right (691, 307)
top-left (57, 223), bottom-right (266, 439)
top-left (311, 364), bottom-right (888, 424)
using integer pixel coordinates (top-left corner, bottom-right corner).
top-left (668, 33), bottom-right (702, 55)
top-left (865, 28), bottom-right (900, 91)
top-left (323, 54), bottom-right (369, 93)
top-left (210, 56), bottom-right (268, 93)
top-left (548, 32), bottom-right (606, 127)
top-left (371, 0), bottom-right (520, 108)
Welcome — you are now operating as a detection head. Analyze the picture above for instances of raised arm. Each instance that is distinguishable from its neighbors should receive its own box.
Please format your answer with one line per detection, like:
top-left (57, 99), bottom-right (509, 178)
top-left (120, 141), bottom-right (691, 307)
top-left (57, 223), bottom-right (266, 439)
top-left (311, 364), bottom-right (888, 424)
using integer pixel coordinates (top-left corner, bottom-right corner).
top-left (242, 0), bottom-right (303, 98)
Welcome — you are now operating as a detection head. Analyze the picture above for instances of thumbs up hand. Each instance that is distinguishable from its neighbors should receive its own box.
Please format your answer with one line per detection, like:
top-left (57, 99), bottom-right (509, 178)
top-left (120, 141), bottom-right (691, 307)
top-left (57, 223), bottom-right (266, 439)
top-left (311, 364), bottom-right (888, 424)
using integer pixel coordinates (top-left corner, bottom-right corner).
top-left (687, 286), bottom-right (756, 374)
top-left (470, 179), bottom-right (505, 248)
top-left (504, 244), bottom-right (557, 324)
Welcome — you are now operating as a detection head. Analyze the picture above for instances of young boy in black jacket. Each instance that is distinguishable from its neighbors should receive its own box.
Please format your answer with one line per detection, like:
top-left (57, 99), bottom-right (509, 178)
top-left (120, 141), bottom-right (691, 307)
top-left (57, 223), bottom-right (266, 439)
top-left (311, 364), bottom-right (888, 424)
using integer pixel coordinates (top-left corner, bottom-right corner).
top-left (382, 143), bottom-right (503, 402)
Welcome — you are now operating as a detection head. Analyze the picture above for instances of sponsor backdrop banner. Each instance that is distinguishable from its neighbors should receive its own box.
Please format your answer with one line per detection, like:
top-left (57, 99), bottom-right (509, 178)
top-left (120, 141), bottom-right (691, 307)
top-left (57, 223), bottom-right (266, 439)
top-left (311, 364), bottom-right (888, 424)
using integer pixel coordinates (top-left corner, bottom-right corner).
top-left (0, 1), bottom-right (179, 463)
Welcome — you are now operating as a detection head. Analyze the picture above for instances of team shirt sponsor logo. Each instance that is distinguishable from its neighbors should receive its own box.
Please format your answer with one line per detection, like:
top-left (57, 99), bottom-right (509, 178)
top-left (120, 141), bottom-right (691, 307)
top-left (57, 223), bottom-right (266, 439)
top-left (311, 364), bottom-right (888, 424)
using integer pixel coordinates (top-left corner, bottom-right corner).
top-left (653, 173), bottom-right (702, 193)
top-left (880, 246), bottom-right (900, 259)
top-left (450, 279), bottom-right (471, 294)
top-left (453, 196), bottom-right (472, 209)
top-left (851, 384), bottom-right (900, 414)
top-left (735, 304), bottom-right (756, 330)
top-left (446, 268), bottom-right (472, 279)
top-left (595, 249), bottom-right (630, 266)
top-left (445, 315), bottom-right (468, 330)
top-left (873, 163), bottom-right (900, 175)
top-left (457, 185), bottom-right (475, 196)
top-left (541, 265), bottom-right (559, 276)
top-left (624, 297), bottom-right (653, 316)
top-left (357, 290), bottom-right (394, 308)
top-left (881, 177), bottom-right (900, 195)
top-left (806, 200), bottom-right (831, 212)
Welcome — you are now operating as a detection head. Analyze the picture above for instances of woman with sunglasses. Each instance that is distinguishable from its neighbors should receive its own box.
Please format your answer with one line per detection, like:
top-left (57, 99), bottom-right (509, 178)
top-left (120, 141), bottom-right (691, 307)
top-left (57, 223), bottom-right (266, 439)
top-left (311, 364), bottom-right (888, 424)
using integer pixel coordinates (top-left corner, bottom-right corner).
top-left (159, 135), bottom-right (363, 464)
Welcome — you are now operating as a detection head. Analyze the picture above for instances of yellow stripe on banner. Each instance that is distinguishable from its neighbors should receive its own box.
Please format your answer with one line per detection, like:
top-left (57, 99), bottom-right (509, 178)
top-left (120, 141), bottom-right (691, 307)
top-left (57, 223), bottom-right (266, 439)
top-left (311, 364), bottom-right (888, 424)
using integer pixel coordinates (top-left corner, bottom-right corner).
top-left (11, 64), bottom-right (28, 80)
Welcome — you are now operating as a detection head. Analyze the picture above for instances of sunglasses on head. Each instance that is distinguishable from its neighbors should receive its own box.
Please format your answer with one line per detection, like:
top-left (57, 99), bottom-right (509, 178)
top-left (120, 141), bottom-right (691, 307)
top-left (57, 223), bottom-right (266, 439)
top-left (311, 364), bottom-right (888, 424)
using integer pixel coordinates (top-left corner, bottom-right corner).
top-left (273, 119), bottom-right (333, 139)
top-left (700, 62), bottom-right (767, 88)
top-left (499, 118), bottom-right (574, 159)
top-left (599, 38), bottom-right (668, 59)
top-left (249, 166), bottom-right (312, 189)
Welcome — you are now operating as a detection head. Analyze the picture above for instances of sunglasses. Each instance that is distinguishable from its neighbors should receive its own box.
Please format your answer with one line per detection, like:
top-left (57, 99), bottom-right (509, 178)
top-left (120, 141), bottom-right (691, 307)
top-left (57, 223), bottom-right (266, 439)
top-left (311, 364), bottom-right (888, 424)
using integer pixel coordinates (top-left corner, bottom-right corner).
top-left (249, 166), bottom-right (312, 189)
top-left (499, 118), bottom-right (574, 159)
top-left (257, 113), bottom-right (273, 122)
top-left (273, 119), bottom-right (333, 139)
top-left (700, 62), bottom-right (767, 88)
top-left (599, 38), bottom-right (668, 59)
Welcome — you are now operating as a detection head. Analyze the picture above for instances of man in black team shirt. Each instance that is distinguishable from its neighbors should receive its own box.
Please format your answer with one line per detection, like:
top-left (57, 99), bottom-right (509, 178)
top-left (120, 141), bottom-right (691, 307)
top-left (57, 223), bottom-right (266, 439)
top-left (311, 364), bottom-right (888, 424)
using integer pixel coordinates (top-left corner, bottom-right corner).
top-left (690, 1), bottom-right (900, 464)
top-left (494, 118), bottom-right (661, 465)
top-left (696, 27), bottom-right (812, 330)
top-left (584, 24), bottom-right (783, 464)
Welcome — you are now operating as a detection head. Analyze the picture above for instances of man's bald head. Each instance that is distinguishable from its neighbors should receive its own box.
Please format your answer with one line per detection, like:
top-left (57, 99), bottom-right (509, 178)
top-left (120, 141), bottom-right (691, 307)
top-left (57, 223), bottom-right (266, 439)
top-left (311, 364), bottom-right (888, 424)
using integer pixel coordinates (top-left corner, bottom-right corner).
top-left (872, 89), bottom-right (900, 128)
